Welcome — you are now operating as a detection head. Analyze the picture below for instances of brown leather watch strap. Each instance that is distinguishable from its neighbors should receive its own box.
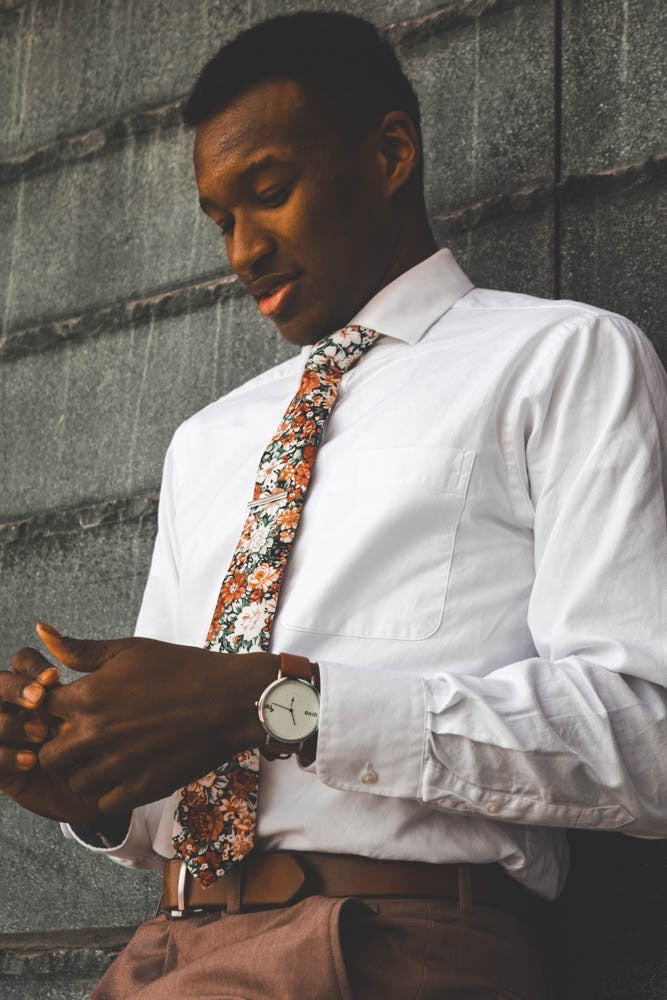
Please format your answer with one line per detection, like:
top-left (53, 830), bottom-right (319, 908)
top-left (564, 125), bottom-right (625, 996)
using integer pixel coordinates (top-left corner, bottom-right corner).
top-left (279, 651), bottom-right (313, 680)
top-left (263, 736), bottom-right (294, 759)
top-left (296, 729), bottom-right (318, 767)
top-left (263, 730), bottom-right (317, 765)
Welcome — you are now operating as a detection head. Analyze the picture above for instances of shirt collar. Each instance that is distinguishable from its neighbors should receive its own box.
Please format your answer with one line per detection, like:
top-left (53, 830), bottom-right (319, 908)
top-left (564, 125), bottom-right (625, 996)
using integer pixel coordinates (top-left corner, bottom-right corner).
top-left (300, 247), bottom-right (474, 359)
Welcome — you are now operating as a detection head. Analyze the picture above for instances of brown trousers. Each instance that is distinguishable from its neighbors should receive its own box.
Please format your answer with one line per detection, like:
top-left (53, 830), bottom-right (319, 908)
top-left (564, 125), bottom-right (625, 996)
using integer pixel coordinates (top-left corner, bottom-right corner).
top-left (91, 895), bottom-right (548, 999)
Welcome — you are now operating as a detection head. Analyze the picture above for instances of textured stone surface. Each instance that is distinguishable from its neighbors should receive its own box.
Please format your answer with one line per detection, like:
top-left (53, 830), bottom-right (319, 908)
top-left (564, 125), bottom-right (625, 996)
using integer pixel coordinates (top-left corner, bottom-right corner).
top-left (0, 290), bottom-right (295, 520)
top-left (1, 1), bottom-right (553, 335)
top-left (406, 0), bottom-right (554, 217)
top-left (0, 173), bottom-right (19, 331)
top-left (0, 926), bottom-right (132, 995)
top-left (561, 0), bottom-right (667, 176)
top-left (0, 500), bottom-right (158, 933)
top-left (0, 498), bottom-right (156, 669)
top-left (0, 508), bottom-right (162, 933)
top-left (560, 169), bottom-right (666, 358)
top-left (0, 936), bottom-right (127, 1000)
top-left (0, 782), bottom-right (160, 934)
top-left (1, 193), bottom-right (558, 524)
top-left (0, 202), bottom-right (553, 521)
top-left (0, 272), bottom-right (235, 360)
top-left (438, 194), bottom-right (555, 299)
top-left (0, 0), bottom-right (465, 158)
top-left (0, 975), bottom-right (108, 1000)
top-left (0, 124), bottom-right (223, 332)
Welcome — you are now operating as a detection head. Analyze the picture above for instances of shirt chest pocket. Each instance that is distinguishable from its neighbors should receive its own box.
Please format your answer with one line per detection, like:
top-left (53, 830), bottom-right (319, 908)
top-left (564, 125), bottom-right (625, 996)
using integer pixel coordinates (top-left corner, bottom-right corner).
top-left (278, 445), bottom-right (475, 641)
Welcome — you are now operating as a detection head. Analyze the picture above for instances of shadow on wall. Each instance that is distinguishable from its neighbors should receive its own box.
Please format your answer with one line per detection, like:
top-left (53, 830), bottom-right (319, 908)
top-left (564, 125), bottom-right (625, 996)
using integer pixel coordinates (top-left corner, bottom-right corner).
top-left (541, 831), bottom-right (666, 1000)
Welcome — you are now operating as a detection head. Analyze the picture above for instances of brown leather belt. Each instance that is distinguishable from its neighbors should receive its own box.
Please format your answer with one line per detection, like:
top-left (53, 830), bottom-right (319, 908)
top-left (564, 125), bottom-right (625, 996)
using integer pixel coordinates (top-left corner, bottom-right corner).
top-left (161, 852), bottom-right (544, 922)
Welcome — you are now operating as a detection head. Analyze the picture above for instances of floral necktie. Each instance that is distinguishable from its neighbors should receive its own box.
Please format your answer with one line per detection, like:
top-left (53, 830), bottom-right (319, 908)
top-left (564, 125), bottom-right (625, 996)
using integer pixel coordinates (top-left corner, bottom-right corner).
top-left (173, 324), bottom-right (382, 885)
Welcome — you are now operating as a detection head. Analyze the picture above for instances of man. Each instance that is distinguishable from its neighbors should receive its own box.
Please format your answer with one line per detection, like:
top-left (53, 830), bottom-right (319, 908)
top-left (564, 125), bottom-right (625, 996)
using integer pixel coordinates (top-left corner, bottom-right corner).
top-left (1, 11), bottom-right (665, 999)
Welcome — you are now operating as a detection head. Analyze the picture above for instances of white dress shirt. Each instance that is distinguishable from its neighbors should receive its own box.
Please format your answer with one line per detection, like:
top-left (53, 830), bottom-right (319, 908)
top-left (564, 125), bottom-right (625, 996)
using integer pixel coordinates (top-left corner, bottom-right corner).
top-left (62, 247), bottom-right (667, 900)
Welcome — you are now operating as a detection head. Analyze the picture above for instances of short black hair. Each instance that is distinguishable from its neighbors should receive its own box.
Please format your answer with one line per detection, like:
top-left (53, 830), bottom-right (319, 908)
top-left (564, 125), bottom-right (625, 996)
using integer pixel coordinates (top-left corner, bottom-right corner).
top-left (183, 11), bottom-right (423, 189)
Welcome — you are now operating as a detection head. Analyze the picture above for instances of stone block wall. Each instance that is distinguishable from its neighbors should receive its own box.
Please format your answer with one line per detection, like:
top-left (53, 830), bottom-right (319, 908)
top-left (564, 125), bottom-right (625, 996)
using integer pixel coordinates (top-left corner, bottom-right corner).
top-left (1, 1), bottom-right (664, 997)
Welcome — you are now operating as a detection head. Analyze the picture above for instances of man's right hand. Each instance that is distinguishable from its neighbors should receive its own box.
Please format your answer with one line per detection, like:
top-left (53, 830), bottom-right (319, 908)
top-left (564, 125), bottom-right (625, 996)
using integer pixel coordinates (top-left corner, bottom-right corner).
top-left (0, 646), bottom-right (102, 825)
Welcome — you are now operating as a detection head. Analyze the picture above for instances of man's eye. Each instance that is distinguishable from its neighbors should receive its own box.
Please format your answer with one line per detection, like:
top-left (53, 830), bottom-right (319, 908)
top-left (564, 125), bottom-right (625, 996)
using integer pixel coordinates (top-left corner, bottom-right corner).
top-left (258, 185), bottom-right (292, 207)
top-left (217, 185), bottom-right (293, 237)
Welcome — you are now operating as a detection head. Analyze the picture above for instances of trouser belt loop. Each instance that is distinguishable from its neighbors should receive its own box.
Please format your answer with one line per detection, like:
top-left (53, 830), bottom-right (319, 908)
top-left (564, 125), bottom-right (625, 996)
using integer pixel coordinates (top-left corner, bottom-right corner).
top-left (457, 863), bottom-right (472, 914)
top-left (225, 860), bottom-right (244, 915)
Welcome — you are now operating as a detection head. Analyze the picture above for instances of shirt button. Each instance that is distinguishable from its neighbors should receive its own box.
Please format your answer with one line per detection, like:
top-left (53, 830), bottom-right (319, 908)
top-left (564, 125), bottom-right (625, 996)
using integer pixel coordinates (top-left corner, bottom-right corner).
top-left (360, 763), bottom-right (378, 785)
top-left (486, 800), bottom-right (501, 814)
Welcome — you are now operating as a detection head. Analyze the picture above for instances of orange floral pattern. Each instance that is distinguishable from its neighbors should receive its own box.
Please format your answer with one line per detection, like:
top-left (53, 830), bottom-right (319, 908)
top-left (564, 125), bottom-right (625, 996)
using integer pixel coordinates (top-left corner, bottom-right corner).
top-left (173, 325), bottom-right (382, 884)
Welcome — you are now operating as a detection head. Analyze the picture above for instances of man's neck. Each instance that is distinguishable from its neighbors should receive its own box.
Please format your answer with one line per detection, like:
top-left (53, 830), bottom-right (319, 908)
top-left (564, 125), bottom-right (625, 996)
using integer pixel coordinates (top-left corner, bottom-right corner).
top-left (370, 224), bottom-right (439, 304)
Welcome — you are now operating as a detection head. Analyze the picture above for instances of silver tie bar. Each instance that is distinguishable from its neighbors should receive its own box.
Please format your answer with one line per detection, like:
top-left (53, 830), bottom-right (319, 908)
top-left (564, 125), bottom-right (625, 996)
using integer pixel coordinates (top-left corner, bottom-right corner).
top-left (247, 490), bottom-right (289, 511)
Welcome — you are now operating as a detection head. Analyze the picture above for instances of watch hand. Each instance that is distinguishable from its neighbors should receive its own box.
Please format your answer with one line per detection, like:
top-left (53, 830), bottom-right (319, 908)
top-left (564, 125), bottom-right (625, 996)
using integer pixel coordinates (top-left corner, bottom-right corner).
top-left (271, 702), bottom-right (293, 711)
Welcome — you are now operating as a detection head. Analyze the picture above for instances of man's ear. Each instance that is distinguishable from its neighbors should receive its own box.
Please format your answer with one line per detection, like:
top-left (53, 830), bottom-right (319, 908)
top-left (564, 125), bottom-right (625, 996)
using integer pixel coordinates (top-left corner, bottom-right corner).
top-left (376, 110), bottom-right (422, 198)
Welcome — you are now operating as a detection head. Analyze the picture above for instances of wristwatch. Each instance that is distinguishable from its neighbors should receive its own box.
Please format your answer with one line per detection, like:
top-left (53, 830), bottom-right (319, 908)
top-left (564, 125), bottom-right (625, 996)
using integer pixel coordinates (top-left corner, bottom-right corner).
top-left (256, 652), bottom-right (320, 766)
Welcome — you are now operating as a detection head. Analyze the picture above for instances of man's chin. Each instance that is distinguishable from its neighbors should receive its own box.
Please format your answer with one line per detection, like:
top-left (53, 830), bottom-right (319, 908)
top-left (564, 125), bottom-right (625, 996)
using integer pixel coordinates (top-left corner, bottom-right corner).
top-left (273, 312), bottom-right (332, 348)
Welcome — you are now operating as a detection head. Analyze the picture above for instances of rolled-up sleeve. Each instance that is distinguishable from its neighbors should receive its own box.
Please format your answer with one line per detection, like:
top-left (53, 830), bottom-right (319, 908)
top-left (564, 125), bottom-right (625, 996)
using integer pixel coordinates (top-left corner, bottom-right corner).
top-left (315, 314), bottom-right (667, 837)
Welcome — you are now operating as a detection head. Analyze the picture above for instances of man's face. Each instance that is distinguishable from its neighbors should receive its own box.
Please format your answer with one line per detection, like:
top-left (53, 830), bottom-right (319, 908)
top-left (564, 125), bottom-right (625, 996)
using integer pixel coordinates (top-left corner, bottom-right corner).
top-left (193, 78), bottom-right (394, 346)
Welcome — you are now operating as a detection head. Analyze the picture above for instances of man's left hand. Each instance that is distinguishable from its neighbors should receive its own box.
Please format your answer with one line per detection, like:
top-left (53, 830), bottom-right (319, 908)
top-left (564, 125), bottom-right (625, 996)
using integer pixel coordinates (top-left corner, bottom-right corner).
top-left (34, 622), bottom-right (277, 815)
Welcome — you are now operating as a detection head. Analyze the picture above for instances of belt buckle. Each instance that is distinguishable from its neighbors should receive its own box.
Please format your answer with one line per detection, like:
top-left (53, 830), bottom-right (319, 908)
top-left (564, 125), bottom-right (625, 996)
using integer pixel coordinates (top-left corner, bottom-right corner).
top-left (161, 860), bottom-right (206, 920)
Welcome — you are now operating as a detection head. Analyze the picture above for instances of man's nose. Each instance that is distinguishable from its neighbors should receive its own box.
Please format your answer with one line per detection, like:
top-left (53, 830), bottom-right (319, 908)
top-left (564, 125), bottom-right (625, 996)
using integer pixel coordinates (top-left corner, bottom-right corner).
top-left (227, 214), bottom-right (275, 275)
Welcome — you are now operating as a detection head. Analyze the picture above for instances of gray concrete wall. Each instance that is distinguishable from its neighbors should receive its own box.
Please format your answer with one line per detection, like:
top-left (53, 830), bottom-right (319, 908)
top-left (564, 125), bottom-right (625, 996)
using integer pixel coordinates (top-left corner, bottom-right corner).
top-left (0, 1), bottom-right (664, 997)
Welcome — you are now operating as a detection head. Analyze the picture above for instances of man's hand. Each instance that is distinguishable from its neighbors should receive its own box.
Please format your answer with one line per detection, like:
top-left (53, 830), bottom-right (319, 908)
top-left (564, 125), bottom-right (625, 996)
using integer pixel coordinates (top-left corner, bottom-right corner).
top-left (36, 622), bottom-right (277, 816)
top-left (0, 647), bottom-right (102, 825)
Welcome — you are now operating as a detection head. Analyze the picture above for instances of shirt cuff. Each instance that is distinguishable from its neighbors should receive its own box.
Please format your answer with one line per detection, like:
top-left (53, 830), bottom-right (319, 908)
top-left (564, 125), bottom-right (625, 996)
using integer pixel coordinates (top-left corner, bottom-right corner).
top-left (60, 810), bottom-right (150, 867)
top-left (315, 660), bottom-right (426, 798)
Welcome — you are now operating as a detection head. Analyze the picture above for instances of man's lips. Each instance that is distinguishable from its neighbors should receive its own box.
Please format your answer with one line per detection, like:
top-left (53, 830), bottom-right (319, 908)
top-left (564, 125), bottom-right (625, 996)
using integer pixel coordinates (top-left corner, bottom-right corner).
top-left (256, 276), bottom-right (300, 317)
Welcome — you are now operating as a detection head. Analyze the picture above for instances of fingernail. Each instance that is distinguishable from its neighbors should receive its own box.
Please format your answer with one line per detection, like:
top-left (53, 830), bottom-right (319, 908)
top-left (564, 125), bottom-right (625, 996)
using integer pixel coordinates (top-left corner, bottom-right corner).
top-left (37, 667), bottom-right (59, 685)
top-left (37, 622), bottom-right (62, 637)
top-left (25, 721), bottom-right (49, 741)
top-left (22, 683), bottom-right (43, 706)
top-left (16, 751), bottom-right (36, 769)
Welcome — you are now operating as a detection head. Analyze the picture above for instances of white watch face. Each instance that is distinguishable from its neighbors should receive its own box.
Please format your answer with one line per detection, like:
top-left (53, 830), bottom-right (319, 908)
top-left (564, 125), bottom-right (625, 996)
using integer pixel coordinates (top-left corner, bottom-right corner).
top-left (259, 677), bottom-right (320, 742)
